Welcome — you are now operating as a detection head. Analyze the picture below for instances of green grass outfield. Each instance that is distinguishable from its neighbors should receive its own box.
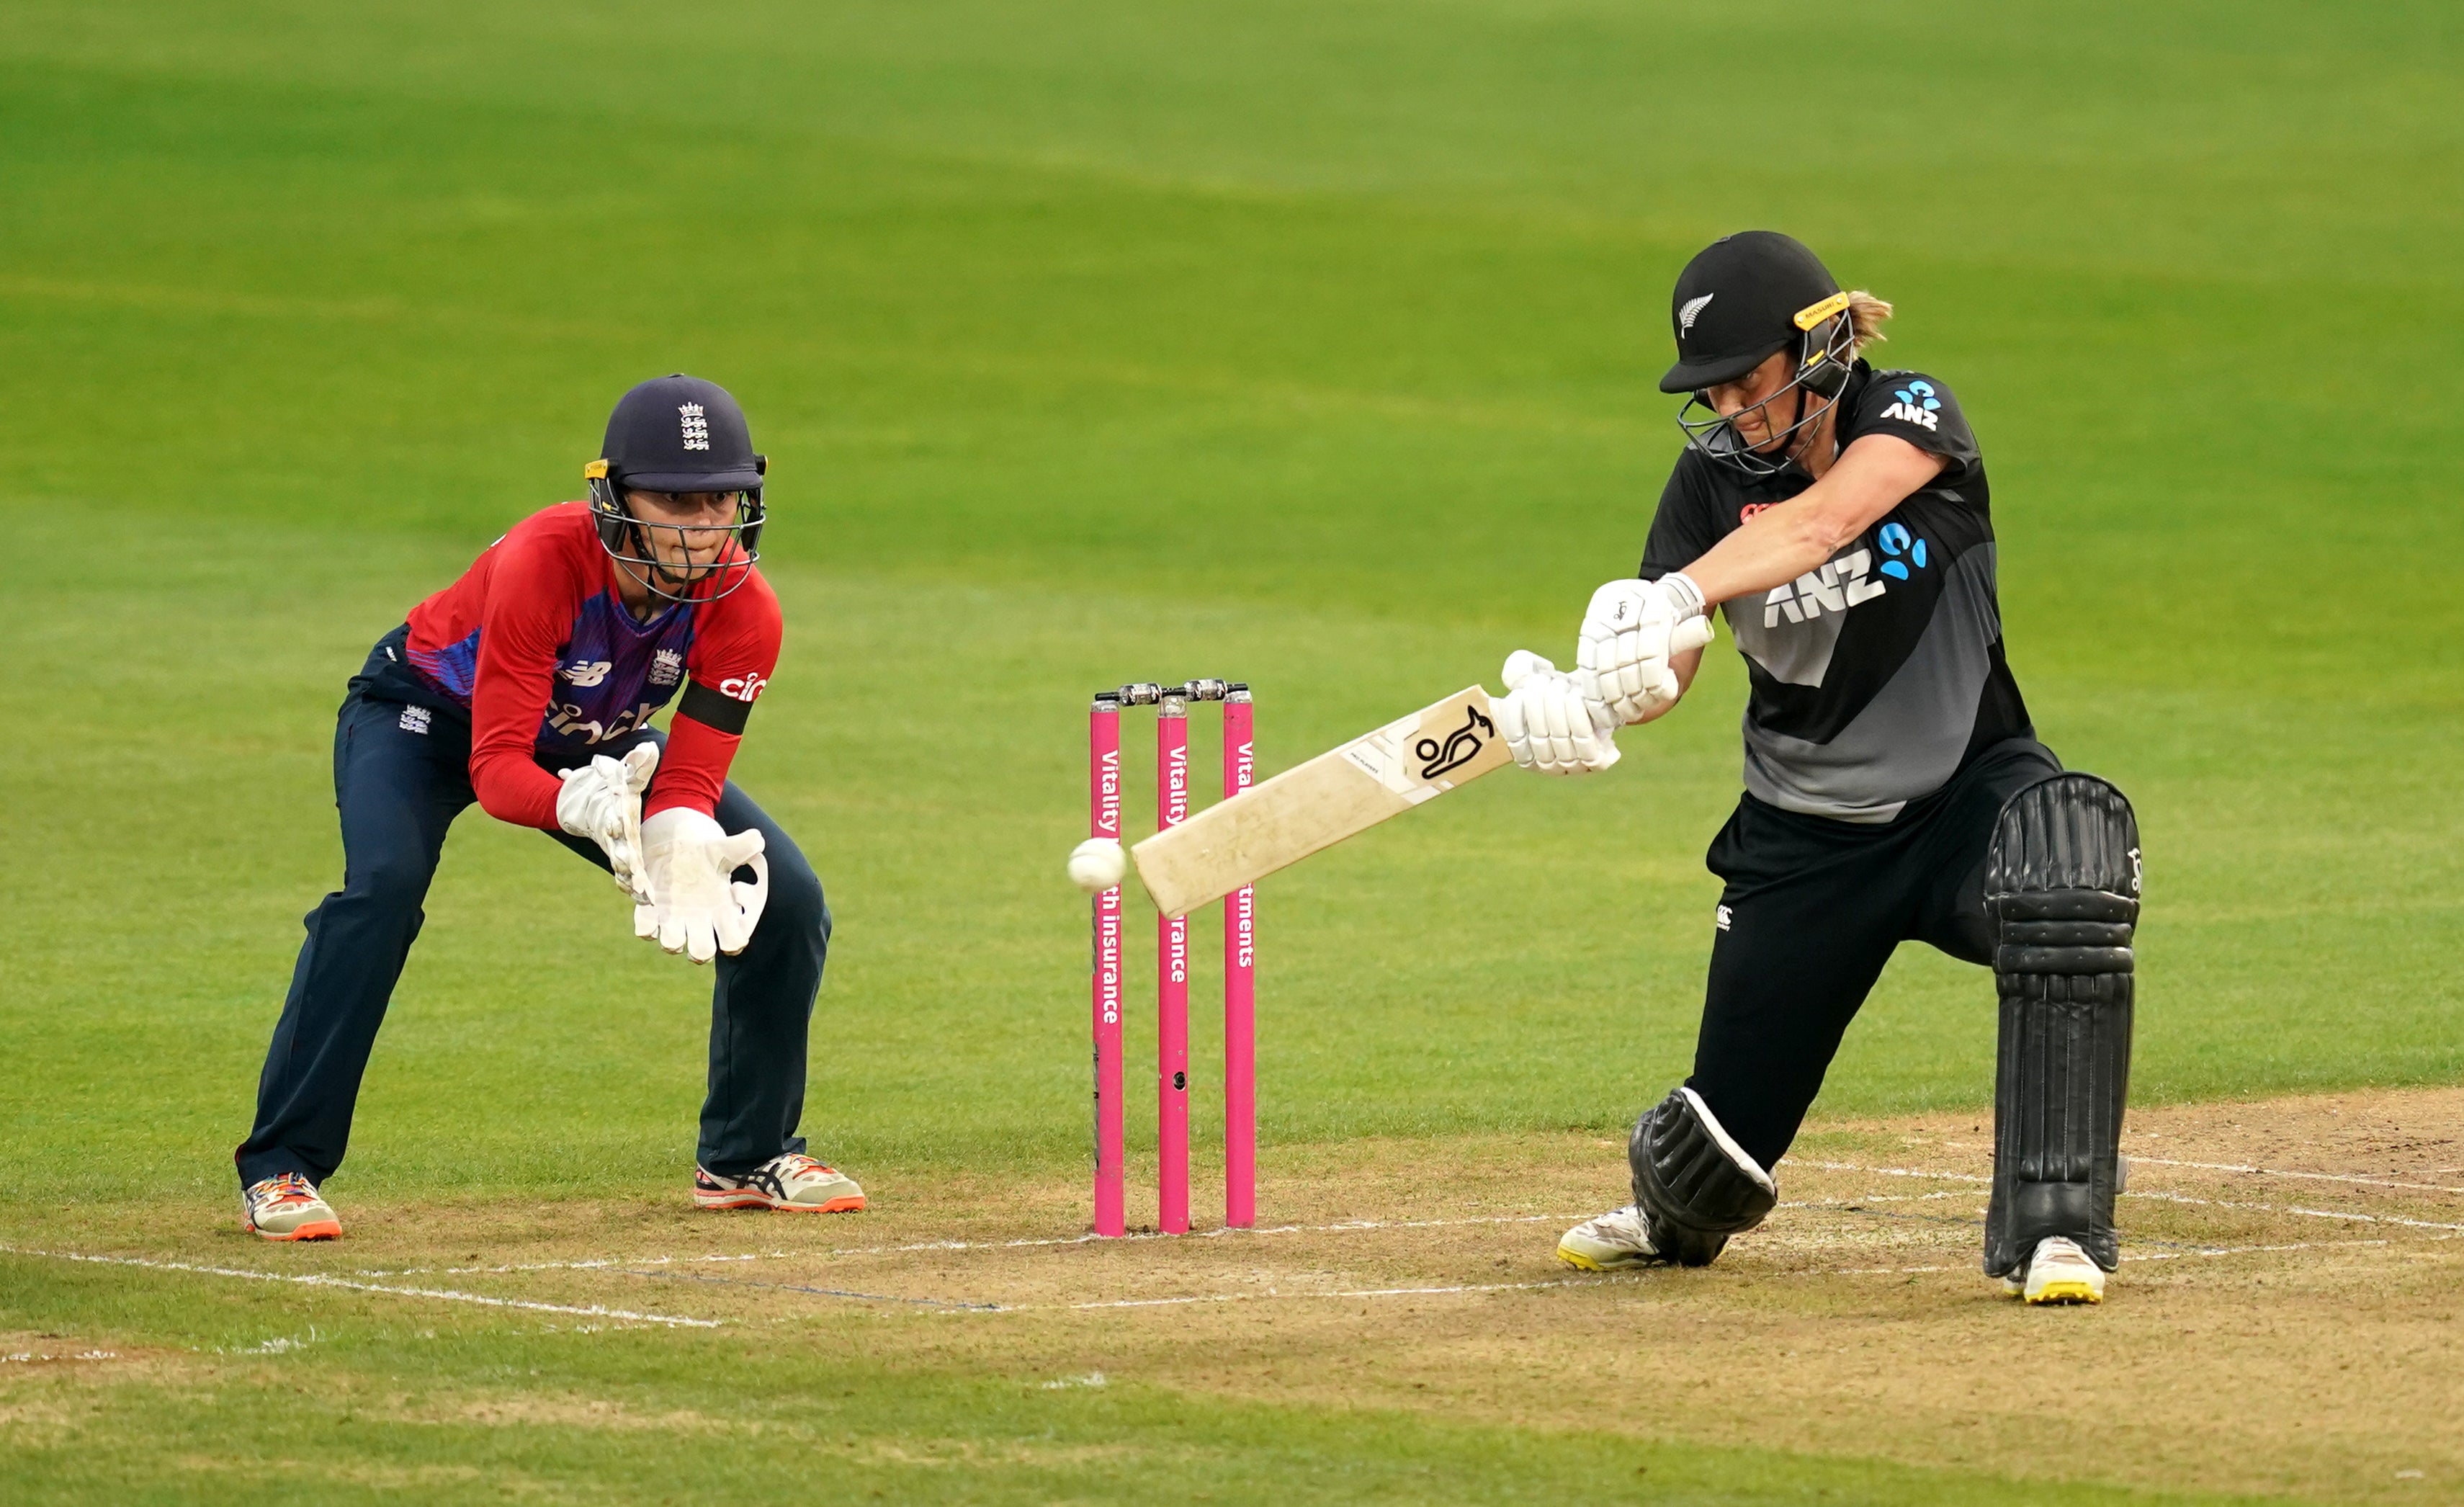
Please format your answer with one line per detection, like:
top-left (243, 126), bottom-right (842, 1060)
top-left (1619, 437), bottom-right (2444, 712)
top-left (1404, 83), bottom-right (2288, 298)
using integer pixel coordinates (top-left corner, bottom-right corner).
top-left (2, 2), bottom-right (2458, 1501)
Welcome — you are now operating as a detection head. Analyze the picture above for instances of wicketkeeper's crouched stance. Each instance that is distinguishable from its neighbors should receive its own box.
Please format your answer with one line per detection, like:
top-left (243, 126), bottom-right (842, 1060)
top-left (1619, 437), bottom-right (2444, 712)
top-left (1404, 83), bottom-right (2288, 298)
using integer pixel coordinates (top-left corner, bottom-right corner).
top-left (234, 375), bottom-right (861, 1241)
top-left (1495, 233), bottom-right (2141, 1303)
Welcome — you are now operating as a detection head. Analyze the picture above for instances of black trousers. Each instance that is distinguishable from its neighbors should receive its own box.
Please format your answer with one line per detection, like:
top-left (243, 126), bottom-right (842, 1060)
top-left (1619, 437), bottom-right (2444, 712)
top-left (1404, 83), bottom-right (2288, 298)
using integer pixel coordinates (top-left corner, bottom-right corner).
top-left (234, 630), bottom-right (831, 1190)
top-left (1687, 738), bottom-right (2061, 1173)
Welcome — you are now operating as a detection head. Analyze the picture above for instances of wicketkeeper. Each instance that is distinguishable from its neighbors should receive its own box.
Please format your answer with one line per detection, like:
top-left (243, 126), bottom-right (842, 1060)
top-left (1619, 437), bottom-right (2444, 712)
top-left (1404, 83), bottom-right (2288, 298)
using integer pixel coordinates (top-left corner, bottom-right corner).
top-left (235, 375), bottom-right (861, 1240)
top-left (1495, 232), bottom-right (2141, 1303)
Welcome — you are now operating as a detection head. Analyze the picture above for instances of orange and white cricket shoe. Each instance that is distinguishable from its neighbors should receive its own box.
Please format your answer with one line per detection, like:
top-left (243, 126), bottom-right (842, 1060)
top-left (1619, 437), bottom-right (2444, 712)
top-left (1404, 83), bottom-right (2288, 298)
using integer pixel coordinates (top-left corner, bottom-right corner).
top-left (241, 1173), bottom-right (342, 1241)
top-left (694, 1153), bottom-right (865, 1213)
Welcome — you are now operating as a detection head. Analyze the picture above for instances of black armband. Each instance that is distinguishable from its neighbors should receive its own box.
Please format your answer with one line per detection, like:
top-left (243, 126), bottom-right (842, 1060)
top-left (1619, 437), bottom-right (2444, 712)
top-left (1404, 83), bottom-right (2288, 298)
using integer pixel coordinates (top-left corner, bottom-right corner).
top-left (678, 680), bottom-right (754, 735)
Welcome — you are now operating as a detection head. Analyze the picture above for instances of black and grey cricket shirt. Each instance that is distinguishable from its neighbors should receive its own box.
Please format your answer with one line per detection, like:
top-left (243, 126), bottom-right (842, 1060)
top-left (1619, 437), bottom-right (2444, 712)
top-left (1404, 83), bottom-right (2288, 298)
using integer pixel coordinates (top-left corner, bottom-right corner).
top-left (1639, 361), bottom-right (2033, 823)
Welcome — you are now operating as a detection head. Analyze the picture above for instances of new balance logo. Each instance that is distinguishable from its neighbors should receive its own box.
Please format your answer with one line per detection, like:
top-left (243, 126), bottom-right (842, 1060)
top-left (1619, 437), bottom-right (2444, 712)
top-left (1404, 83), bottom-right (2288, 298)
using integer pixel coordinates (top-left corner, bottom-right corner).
top-left (1762, 547), bottom-right (1889, 628)
top-left (560, 659), bottom-right (613, 687)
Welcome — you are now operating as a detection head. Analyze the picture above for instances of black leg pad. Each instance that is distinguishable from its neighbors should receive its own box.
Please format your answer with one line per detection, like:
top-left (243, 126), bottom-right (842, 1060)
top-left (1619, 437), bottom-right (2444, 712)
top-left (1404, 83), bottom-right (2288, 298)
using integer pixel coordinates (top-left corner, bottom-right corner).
top-left (1629, 1087), bottom-right (1778, 1267)
top-left (1984, 774), bottom-right (2140, 1278)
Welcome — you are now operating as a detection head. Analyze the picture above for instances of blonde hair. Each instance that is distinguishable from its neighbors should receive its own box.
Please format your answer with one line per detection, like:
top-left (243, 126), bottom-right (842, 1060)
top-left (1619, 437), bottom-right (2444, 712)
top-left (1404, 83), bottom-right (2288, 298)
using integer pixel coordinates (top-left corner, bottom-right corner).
top-left (1846, 290), bottom-right (1893, 355)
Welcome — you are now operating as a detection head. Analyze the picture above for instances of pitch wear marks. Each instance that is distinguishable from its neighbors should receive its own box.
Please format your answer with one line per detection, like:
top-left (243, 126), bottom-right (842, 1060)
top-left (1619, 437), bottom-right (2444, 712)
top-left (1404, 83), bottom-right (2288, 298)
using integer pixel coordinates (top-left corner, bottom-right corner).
top-left (1641, 362), bottom-right (2031, 822)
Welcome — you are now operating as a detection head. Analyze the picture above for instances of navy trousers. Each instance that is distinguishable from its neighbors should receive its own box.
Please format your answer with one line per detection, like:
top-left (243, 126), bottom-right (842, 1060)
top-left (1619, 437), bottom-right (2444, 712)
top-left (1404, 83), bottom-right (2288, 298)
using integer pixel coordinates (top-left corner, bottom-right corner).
top-left (235, 632), bottom-right (830, 1189)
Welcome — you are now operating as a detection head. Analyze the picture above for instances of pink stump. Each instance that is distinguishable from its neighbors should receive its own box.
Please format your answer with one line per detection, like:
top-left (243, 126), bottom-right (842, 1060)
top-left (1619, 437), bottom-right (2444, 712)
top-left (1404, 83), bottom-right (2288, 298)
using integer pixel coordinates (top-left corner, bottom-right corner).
top-left (1221, 689), bottom-right (1256, 1229)
top-left (1155, 692), bottom-right (1191, 1235)
top-left (1089, 695), bottom-right (1125, 1238)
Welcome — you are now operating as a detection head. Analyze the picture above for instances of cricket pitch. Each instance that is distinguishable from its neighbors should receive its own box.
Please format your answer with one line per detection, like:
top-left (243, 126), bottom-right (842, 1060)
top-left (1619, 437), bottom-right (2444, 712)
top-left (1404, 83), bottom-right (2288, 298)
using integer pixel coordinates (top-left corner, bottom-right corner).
top-left (7, 1086), bottom-right (2460, 1502)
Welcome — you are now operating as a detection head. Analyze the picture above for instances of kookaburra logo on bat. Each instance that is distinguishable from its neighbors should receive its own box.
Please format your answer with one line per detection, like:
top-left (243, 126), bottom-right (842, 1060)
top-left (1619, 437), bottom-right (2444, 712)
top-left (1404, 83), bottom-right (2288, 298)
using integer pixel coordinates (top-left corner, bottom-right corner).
top-left (1415, 707), bottom-right (1495, 779)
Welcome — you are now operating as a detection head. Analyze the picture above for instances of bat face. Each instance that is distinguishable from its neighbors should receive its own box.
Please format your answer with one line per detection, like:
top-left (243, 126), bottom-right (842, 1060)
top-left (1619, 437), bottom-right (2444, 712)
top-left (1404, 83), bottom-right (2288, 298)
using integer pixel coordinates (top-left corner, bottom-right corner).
top-left (1129, 687), bottom-right (1511, 918)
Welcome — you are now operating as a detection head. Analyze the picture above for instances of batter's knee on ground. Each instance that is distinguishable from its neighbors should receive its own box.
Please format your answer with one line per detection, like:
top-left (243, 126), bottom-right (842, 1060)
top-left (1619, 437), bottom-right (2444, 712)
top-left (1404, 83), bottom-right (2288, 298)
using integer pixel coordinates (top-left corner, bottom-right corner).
top-left (1983, 773), bottom-right (2140, 1277)
top-left (1628, 1086), bottom-right (1779, 1267)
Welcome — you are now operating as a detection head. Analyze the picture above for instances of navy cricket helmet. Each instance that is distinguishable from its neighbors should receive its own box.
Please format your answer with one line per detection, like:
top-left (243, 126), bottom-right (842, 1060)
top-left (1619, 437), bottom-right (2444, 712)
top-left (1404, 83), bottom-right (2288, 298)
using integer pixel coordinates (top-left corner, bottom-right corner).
top-left (584, 375), bottom-right (766, 602)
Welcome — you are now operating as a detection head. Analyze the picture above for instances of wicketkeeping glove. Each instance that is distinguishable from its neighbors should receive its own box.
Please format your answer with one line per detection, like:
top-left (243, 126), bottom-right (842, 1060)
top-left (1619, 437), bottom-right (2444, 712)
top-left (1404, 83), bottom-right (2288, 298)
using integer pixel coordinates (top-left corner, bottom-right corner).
top-left (1575, 574), bottom-right (1716, 725)
top-left (635, 808), bottom-right (770, 965)
top-left (556, 743), bottom-right (660, 904)
top-left (1495, 650), bottom-right (1621, 776)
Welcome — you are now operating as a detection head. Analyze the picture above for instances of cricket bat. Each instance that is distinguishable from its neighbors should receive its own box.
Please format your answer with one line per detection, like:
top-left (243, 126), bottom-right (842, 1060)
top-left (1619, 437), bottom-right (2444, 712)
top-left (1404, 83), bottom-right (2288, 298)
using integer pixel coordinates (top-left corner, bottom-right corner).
top-left (1129, 685), bottom-right (1511, 918)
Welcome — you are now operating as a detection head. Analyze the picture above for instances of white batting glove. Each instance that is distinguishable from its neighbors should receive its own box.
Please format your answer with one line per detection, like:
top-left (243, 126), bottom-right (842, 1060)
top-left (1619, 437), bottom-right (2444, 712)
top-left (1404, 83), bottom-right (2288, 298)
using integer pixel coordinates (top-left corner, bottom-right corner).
top-left (556, 743), bottom-right (660, 903)
top-left (634, 808), bottom-right (770, 965)
top-left (1495, 650), bottom-right (1621, 776)
top-left (1575, 575), bottom-right (1717, 725)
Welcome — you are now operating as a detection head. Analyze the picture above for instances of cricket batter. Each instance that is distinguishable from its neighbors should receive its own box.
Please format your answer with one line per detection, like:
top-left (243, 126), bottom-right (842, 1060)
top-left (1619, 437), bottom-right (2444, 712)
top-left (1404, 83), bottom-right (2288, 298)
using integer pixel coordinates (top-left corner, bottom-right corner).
top-left (1494, 233), bottom-right (2140, 1302)
top-left (234, 375), bottom-right (861, 1240)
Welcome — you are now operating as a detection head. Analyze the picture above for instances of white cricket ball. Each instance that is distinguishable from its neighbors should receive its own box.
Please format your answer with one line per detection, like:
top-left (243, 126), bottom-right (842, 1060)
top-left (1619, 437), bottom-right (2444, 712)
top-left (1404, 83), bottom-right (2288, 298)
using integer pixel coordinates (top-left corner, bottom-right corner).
top-left (1067, 837), bottom-right (1127, 893)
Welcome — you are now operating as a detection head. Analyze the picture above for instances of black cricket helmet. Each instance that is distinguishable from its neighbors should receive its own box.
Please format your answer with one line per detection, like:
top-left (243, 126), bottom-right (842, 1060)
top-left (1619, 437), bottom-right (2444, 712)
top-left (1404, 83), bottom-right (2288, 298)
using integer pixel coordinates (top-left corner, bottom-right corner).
top-left (585, 374), bottom-right (766, 603)
top-left (1663, 231), bottom-right (1855, 478)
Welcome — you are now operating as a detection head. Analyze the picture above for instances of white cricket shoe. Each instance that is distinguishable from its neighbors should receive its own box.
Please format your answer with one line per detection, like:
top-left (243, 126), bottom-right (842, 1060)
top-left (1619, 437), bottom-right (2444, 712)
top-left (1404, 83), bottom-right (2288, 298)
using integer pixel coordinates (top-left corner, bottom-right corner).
top-left (2002, 1235), bottom-right (2106, 1304)
top-left (1556, 1204), bottom-right (1662, 1271)
top-left (694, 1153), bottom-right (866, 1212)
top-left (241, 1173), bottom-right (342, 1241)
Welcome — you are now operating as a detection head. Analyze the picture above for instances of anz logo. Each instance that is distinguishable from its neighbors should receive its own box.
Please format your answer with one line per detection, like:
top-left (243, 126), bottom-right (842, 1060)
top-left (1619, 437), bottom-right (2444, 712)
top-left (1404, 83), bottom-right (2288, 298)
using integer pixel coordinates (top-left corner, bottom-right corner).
top-left (1878, 379), bottom-right (1943, 431)
top-left (1763, 547), bottom-right (1889, 627)
top-left (1762, 524), bottom-right (1933, 627)
top-left (1876, 522), bottom-right (1929, 580)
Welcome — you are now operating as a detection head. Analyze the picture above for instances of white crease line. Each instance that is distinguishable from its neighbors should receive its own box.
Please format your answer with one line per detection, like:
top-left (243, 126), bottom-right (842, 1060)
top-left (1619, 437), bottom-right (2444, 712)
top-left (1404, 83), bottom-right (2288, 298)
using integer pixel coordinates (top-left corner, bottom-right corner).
top-left (1063, 1272), bottom-right (1652, 1310)
top-left (355, 1251), bottom-right (792, 1278)
top-left (1780, 1158), bottom-right (1992, 1185)
top-left (350, 1213), bottom-right (1595, 1278)
top-left (2128, 1157), bottom-right (2464, 1197)
top-left (0, 1245), bottom-right (720, 1329)
top-left (1061, 1232), bottom-right (2417, 1303)
top-left (1780, 1191), bottom-right (1971, 1209)
top-left (1804, 1235), bottom-right (2391, 1279)
top-left (1792, 1155), bottom-right (2464, 1207)
top-left (1816, 1265), bottom-right (1959, 1276)
top-left (2122, 1238), bottom-right (2390, 1262)
top-left (2123, 1190), bottom-right (2464, 1234)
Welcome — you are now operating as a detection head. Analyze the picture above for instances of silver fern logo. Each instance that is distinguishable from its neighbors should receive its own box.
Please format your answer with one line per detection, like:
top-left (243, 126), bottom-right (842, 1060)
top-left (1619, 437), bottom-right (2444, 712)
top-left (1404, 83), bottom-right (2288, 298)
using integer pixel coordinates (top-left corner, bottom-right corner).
top-left (1678, 293), bottom-right (1715, 335)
